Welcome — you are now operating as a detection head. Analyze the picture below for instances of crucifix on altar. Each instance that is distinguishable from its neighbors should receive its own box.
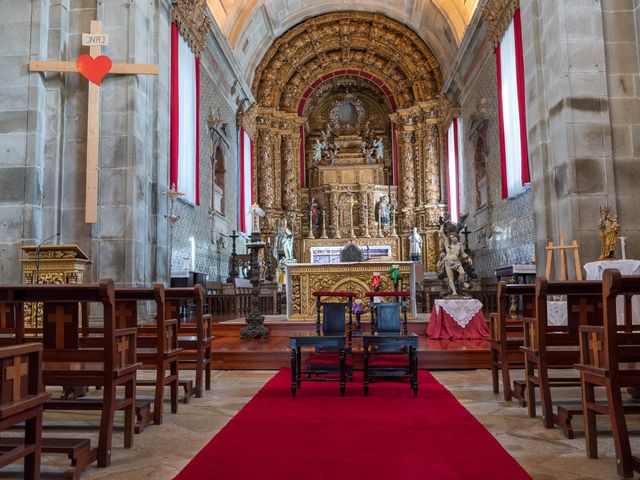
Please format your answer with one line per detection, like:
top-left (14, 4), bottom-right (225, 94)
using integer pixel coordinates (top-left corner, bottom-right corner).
top-left (29, 20), bottom-right (159, 223)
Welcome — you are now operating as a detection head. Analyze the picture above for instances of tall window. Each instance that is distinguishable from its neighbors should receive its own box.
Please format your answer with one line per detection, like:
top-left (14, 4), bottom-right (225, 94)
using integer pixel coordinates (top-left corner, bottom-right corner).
top-left (213, 146), bottom-right (225, 214)
top-left (447, 117), bottom-right (461, 224)
top-left (496, 9), bottom-right (530, 199)
top-left (170, 23), bottom-right (200, 204)
top-left (238, 127), bottom-right (253, 233)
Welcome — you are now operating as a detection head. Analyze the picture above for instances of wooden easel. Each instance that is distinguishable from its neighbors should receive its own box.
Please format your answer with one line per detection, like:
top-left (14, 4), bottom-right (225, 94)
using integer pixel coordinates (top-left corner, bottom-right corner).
top-left (545, 229), bottom-right (583, 280)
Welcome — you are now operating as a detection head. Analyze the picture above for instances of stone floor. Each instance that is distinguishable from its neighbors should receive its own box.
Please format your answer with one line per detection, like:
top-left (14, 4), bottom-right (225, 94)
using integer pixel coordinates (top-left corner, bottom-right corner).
top-left (1, 369), bottom-right (638, 479)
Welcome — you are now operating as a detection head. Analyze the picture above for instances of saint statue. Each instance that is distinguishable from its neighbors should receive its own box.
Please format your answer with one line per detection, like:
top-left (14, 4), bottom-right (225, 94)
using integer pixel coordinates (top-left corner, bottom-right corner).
top-left (273, 217), bottom-right (294, 260)
top-left (408, 227), bottom-right (423, 262)
top-left (373, 137), bottom-right (384, 162)
top-left (598, 206), bottom-right (620, 260)
top-left (438, 223), bottom-right (472, 296)
top-left (313, 138), bottom-right (325, 166)
top-left (361, 142), bottom-right (375, 164)
top-left (377, 196), bottom-right (390, 226)
top-left (309, 198), bottom-right (320, 226)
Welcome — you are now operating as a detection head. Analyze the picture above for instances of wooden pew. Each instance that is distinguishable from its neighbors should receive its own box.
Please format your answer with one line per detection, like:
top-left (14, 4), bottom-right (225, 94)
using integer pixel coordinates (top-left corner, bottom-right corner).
top-left (522, 278), bottom-right (603, 429)
top-left (490, 282), bottom-right (534, 402)
top-left (113, 284), bottom-right (181, 426)
top-left (166, 285), bottom-right (213, 400)
top-left (0, 302), bottom-right (24, 347)
top-left (0, 280), bottom-right (140, 468)
top-left (575, 269), bottom-right (640, 478)
top-left (0, 343), bottom-right (50, 480)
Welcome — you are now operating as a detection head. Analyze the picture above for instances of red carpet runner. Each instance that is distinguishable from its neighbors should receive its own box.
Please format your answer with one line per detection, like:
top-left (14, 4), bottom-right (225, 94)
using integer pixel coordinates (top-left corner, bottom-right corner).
top-left (175, 370), bottom-right (531, 480)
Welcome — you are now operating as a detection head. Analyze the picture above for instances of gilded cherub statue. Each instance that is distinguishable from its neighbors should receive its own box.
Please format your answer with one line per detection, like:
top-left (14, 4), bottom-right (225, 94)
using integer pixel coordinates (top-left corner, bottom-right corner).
top-left (598, 206), bottom-right (620, 260)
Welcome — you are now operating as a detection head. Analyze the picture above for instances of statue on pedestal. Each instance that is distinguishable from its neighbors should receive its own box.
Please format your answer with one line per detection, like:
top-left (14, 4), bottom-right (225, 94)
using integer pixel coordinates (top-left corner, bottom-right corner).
top-left (408, 227), bottom-right (423, 262)
top-left (273, 217), bottom-right (294, 260)
top-left (313, 139), bottom-right (325, 166)
top-left (377, 195), bottom-right (390, 226)
top-left (598, 206), bottom-right (620, 260)
top-left (438, 222), bottom-right (472, 297)
top-left (373, 137), bottom-right (384, 162)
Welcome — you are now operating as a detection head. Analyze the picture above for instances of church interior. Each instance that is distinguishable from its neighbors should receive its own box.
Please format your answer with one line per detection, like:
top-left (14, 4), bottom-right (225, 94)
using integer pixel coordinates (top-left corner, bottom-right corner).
top-left (2, 0), bottom-right (640, 478)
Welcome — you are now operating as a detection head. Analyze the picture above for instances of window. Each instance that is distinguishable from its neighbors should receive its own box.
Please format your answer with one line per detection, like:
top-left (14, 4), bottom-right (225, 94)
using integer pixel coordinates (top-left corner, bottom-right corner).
top-left (238, 127), bottom-right (253, 233)
top-left (170, 23), bottom-right (200, 205)
top-left (446, 118), bottom-right (461, 224)
top-left (496, 9), bottom-right (530, 199)
top-left (213, 146), bottom-right (225, 214)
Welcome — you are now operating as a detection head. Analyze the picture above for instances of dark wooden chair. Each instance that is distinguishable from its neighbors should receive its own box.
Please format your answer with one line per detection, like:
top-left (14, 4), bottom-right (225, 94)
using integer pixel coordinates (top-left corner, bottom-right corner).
top-left (113, 284), bottom-right (182, 426)
top-left (0, 280), bottom-right (141, 468)
top-left (575, 269), bottom-right (640, 479)
top-left (490, 282), bottom-right (534, 402)
top-left (166, 285), bottom-right (213, 400)
top-left (305, 292), bottom-right (356, 381)
top-left (363, 292), bottom-right (418, 396)
top-left (522, 278), bottom-right (603, 429)
top-left (0, 343), bottom-right (50, 480)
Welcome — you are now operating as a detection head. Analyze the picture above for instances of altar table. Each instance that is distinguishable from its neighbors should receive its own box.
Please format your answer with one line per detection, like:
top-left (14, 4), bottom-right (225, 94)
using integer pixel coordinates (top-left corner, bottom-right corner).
top-left (427, 299), bottom-right (490, 339)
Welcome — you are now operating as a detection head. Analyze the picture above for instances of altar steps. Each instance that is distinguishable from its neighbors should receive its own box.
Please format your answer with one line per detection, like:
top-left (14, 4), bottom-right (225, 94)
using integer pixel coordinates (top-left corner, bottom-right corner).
top-left (211, 319), bottom-right (490, 370)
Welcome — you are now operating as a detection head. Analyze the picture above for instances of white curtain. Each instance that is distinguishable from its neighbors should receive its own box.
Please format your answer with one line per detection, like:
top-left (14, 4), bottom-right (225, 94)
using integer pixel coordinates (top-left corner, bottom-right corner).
top-left (456, 118), bottom-right (465, 215)
top-left (178, 34), bottom-right (197, 204)
top-left (499, 21), bottom-right (526, 198)
top-left (447, 121), bottom-right (459, 224)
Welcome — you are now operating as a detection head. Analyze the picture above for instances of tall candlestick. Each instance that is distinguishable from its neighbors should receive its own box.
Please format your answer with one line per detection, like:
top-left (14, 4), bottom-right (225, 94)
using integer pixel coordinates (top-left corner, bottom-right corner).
top-left (619, 236), bottom-right (627, 260)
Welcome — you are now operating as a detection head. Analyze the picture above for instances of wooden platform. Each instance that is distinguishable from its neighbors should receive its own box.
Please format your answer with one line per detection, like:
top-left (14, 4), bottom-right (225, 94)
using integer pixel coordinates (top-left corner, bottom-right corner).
top-left (212, 318), bottom-right (491, 370)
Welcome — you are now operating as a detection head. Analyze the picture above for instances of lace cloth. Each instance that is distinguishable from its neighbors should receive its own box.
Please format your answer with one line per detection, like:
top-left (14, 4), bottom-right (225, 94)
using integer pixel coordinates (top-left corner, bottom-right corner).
top-left (547, 301), bottom-right (568, 326)
top-left (434, 299), bottom-right (483, 328)
top-left (584, 259), bottom-right (640, 280)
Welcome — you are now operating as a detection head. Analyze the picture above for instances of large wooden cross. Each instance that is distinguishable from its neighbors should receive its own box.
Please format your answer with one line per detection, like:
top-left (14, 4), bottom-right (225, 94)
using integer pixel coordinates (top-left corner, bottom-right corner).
top-left (5, 358), bottom-right (29, 401)
top-left (29, 20), bottom-right (159, 223)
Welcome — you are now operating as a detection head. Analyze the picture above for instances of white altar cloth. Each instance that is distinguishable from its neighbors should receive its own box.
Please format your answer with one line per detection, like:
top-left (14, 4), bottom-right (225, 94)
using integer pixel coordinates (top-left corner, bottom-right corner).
top-left (584, 259), bottom-right (640, 280)
top-left (434, 299), bottom-right (483, 328)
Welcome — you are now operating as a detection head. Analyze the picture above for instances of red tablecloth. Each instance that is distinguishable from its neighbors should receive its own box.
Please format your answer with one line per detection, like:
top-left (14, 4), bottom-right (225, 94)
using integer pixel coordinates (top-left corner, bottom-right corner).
top-left (427, 306), bottom-right (490, 339)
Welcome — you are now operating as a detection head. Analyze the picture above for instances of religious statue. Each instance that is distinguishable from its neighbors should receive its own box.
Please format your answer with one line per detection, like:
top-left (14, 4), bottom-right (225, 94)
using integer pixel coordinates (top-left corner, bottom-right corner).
top-left (361, 142), bottom-right (375, 164)
top-left (438, 222), bottom-right (472, 297)
top-left (326, 145), bottom-right (340, 165)
top-left (598, 206), bottom-right (620, 260)
top-left (309, 198), bottom-right (320, 226)
top-left (373, 137), bottom-right (384, 162)
top-left (251, 203), bottom-right (265, 233)
top-left (408, 227), bottom-right (423, 262)
top-left (377, 195), bottom-right (390, 226)
top-left (273, 217), bottom-right (294, 260)
top-left (313, 138), bottom-right (325, 166)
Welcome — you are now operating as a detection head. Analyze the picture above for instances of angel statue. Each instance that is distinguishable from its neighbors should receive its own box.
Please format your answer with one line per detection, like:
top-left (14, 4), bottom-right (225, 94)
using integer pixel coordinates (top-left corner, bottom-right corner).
top-left (438, 222), bottom-right (472, 297)
top-left (313, 138), bottom-right (325, 166)
top-left (373, 137), bottom-right (384, 162)
top-left (598, 206), bottom-right (620, 260)
top-left (361, 142), bottom-right (375, 164)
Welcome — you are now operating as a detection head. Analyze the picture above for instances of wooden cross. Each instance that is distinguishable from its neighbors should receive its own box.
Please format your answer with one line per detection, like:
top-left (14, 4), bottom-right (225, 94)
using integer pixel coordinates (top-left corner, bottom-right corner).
top-left (117, 337), bottom-right (129, 367)
top-left (116, 302), bottom-right (135, 329)
top-left (5, 358), bottom-right (29, 401)
top-left (588, 332), bottom-right (603, 368)
top-left (29, 20), bottom-right (159, 224)
top-left (571, 298), bottom-right (595, 325)
top-left (48, 305), bottom-right (73, 349)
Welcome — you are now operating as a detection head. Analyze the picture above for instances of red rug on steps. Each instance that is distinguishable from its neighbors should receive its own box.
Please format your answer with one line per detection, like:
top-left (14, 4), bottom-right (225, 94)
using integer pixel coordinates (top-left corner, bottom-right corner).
top-left (174, 370), bottom-right (531, 480)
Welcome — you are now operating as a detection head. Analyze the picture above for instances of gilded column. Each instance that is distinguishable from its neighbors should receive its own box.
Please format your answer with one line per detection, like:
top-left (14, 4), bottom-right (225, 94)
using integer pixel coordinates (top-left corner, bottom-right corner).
top-left (282, 132), bottom-right (298, 211)
top-left (400, 129), bottom-right (416, 209)
top-left (272, 128), bottom-right (282, 210)
top-left (425, 124), bottom-right (440, 204)
top-left (415, 126), bottom-right (425, 206)
top-left (257, 127), bottom-right (275, 208)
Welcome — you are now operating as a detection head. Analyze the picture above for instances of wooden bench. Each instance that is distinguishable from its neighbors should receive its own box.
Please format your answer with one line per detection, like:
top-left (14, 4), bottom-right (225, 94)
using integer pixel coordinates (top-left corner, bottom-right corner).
top-left (522, 278), bottom-right (603, 429)
top-left (0, 343), bottom-right (51, 480)
top-left (575, 269), bottom-right (640, 478)
top-left (0, 302), bottom-right (24, 347)
top-left (166, 285), bottom-right (213, 400)
top-left (490, 282), bottom-right (534, 402)
top-left (113, 284), bottom-right (182, 426)
top-left (0, 280), bottom-right (141, 468)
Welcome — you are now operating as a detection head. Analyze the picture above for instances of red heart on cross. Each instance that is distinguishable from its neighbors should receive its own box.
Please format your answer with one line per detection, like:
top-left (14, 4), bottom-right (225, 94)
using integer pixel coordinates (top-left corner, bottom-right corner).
top-left (76, 54), bottom-right (112, 86)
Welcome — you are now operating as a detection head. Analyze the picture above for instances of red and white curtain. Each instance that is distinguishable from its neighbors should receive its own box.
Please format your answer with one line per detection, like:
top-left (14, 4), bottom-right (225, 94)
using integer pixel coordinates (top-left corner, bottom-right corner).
top-left (171, 23), bottom-right (200, 205)
top-left (446, 117), bottom-right (461, 224)
top-left (496, 9), bottom-right (530, 199)
top-left (238, 127), bottom-right (253, 233)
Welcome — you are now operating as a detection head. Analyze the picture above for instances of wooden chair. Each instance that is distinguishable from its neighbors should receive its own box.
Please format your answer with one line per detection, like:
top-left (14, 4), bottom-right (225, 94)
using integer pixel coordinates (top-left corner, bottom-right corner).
top-left (114, 284), bottom-right (182, 426)
top-left (490, 282), bottom-right (534, 402)
top-left (0, 343), bottom-right (50, 480)
top-left (305, 292), bottom-right (356, 381)
top-left (166, 285), bottom-right (213, 399)
top-left (575, 269), bottom-right (640, 479)
top-left (363, 292), bottom-right (418, 396)
top-left (0, 280), bottom-right (141, 468)
top-left (522, 278), bottom-right (603, 429)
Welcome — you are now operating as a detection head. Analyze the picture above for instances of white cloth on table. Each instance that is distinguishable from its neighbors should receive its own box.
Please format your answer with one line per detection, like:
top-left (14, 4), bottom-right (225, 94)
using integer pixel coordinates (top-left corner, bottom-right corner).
top-left (584, 259), bottom-right (640, 326)
top-left (434, 299), bottom-right (483, 328)
top-left (547, 300), bottom-right (568, 326)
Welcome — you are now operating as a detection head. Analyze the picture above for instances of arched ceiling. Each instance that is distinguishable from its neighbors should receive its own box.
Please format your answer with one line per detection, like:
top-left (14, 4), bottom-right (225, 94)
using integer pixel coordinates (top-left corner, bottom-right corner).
top-left (207, 0), bottom-right (479, 84)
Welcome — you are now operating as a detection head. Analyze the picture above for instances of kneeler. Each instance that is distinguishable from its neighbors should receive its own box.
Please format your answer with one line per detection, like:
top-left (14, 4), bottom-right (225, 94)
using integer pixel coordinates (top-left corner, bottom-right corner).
top-left (305, 292), bottom-right (355, 381)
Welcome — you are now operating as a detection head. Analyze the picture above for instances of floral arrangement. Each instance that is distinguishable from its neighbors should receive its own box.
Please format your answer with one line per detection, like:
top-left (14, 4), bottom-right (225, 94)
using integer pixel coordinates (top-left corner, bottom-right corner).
top-left (352, 302), bottom-right (365, 315)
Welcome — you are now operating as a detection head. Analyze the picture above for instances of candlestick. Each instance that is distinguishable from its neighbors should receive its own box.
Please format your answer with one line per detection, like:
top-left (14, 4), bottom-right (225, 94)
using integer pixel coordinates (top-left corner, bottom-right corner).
top-left (619, 236), bottom-right (627, 260)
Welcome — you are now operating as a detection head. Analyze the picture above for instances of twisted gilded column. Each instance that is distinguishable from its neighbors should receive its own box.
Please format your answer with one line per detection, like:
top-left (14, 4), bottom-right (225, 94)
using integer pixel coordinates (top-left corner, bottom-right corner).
top-left (425, 124), bottom-right (440, 204)
top-left (400, 128), bottom-right (416, 208)
top-left (272, 130), bottom-right (282, 210)
top-left (282, 133), bottom-right (299, 211)
top-left (257, 127), bottom-right (275, 209)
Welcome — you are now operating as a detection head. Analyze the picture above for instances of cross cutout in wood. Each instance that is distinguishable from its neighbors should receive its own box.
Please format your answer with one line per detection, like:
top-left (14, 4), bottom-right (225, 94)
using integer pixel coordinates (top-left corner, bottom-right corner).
top-left (116, 302), bottom-right (136, 329)
top-left (0, 303), bottom-right (13, 329)
top-left (48, 305), bottom-right (74, 349)
top-left (588, 332), bottom-right (603, 368)
top-left (117, 337), bottom-right (130, 367)
top-left (5, 358), bottom-right (29, 401)
top-left (572, 298), bottom-right (595, 325)
top-left (29, 20), bottom-right (159, 223)
top-left (165, 325), bottom-right (174, 351)
top-left (166, 302), bottom-right (179, 321)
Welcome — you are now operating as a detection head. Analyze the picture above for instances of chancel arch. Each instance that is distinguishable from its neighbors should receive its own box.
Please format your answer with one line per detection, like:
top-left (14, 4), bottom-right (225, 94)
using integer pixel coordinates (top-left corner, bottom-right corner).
top-left (243, 11), bottom-right (452, 271)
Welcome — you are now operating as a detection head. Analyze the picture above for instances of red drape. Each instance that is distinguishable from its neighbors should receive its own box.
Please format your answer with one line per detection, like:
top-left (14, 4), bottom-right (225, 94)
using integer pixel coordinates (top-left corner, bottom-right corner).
top-left (496, 42), bottom-right (509, 199)
top-left (170, 24), bottom-right (179, 190)
top-left (239, 127), bottom-right (246, 232)
top-left (513, 9), bottom-right (530, 185)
